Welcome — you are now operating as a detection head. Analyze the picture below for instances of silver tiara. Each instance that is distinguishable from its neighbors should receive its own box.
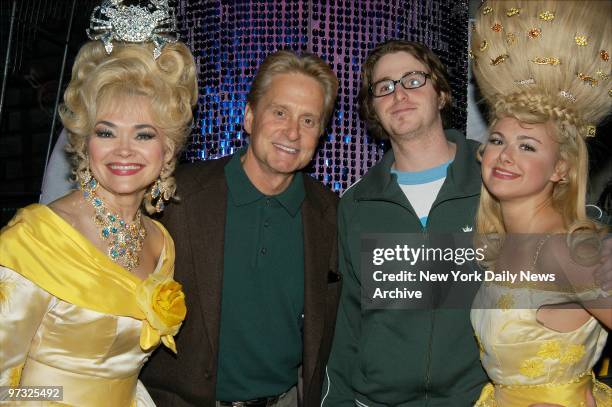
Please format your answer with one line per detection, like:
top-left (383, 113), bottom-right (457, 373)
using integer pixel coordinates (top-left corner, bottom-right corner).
top-left (87, 0), bottom-right (178, 59)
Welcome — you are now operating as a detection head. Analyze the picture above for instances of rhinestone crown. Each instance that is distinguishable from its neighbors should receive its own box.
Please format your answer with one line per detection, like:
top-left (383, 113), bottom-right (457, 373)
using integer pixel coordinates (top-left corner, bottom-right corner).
top-left (87, 0), bottom-right (178, 59)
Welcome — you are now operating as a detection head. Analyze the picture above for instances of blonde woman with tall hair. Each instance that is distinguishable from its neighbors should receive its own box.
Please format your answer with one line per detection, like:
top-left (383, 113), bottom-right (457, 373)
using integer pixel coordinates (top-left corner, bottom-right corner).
top-left (470, 0), bottom-right (611, 406)
top-left (0, 1), bottom-right (197, 405)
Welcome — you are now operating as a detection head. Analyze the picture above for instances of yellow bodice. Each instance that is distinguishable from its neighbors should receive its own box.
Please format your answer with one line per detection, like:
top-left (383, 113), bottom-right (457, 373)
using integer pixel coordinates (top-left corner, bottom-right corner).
top-left (471, 283), bottom-right (610, 406)
top-left (0, 205), bottom-right (185, 406)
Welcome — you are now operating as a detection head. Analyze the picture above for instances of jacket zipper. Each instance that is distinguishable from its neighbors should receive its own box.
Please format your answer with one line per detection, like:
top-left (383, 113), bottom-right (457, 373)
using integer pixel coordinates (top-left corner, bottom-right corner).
top-left (355, 198), bottom-right (446, 403)
top-left (423, 308), bottom-right (435, 404)
top-left (422, 224), bottom-right (433, 404)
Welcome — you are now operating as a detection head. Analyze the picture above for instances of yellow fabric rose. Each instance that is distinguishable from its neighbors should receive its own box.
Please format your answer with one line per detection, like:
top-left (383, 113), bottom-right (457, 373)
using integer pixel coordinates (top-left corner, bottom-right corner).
top-left (136, 274), bottom-right (187, 353)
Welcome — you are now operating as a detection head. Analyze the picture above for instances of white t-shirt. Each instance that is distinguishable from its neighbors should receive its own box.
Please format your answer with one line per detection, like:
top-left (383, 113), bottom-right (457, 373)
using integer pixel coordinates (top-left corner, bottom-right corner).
top-left (391, 159), bottom-right (452, 227)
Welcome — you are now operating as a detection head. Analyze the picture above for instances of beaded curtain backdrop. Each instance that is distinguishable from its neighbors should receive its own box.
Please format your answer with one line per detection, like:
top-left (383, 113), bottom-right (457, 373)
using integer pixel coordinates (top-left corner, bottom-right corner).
top-left (176, 0), bottom-right (469, 194)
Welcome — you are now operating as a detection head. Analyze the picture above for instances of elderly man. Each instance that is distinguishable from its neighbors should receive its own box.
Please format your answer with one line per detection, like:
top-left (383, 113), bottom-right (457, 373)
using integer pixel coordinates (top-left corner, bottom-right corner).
top-left (141, 50), bottom-right (341, 407)
top-left (322, 40), bottom-right (487, 406)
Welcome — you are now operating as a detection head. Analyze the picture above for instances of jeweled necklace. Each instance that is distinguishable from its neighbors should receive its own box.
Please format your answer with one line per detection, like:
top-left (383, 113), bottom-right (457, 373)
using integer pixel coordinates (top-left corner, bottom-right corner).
top-left (82, 177), bottom-right (147, 271)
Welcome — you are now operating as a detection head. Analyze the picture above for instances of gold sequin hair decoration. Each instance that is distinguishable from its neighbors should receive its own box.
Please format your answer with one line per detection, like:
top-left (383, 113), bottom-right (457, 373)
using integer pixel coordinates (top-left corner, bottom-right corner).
top-left (539, 11), bottom-right (555, 22)
top-left (472, 0), bottom-right (611, 139)
top-left (596, 70), bottom-right (609, 81)
top-left (515, 78), bottom-right (535, 85)
top-left (585, 125), bottom-right (597, 137)
top-left (575, 35), bottom-right (588, 47)
top-left (528, 28), bottom-right (541, 39)
top-left (491, 54), bottom-right (509, 65)
top-left (559, 90), bottom-right (576, 103)
top-left (577, 72), bottom-right (598, 87)
top-left (506, 7), bottom-right (520, 17)
top-left (531, 57), bottom-right (560, 66)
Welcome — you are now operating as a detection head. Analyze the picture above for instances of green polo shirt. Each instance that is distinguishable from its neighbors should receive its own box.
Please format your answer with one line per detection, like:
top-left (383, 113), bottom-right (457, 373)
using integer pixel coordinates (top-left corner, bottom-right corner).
top-left (216, 150), bottom-right (305, 400)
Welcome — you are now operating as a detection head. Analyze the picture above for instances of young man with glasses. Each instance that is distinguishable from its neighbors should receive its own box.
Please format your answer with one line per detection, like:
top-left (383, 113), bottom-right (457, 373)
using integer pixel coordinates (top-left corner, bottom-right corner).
top-left (322, 40), bottom-right (487, 406)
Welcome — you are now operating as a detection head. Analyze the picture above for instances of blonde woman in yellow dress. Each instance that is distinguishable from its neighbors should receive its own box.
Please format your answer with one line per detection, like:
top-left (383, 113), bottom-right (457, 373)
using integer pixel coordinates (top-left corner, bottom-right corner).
top-left (469, 0), bottom-right (611, 406)
top-left (0, 1), bottom-right (197, 405)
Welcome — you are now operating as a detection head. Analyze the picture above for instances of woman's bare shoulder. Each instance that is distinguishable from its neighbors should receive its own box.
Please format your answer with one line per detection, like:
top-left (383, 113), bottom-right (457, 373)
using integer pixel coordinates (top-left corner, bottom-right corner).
top-left (47, 191), bottom-right (88, 228)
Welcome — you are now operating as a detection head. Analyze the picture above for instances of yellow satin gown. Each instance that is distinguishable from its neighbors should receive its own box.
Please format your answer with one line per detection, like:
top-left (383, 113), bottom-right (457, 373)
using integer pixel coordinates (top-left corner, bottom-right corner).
top-left (471, 281), bottom-right (611, 407)
top-left (0, 204), bottom-right (185, 406)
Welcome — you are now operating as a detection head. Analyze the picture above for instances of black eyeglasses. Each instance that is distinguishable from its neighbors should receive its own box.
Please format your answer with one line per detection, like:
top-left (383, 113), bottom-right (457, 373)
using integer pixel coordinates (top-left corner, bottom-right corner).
top-left (370, 71), bottom-right (431, 97)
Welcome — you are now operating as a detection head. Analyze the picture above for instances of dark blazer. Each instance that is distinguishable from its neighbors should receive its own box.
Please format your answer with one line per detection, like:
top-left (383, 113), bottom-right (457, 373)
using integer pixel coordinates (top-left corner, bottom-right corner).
top-left (140, 155), bottom-right (341, 406)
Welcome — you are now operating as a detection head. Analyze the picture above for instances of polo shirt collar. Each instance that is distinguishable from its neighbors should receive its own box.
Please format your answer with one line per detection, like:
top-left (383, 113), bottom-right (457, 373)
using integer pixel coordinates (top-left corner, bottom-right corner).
top-left (275, 171), bottom-right (305, 217)
top-left (225, 149), bottom-right (262, 206)
top-left (224, 147), bottom-right (305, 217)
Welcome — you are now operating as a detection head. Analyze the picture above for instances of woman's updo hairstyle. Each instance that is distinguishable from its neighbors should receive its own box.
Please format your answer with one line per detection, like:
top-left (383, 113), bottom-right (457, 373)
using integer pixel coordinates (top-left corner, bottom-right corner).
top-left (60, 40), bottom-right (198, 213)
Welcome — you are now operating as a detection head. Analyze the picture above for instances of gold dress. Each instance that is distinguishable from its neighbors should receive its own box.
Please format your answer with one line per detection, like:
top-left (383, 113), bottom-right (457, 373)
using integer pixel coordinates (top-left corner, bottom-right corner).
top-left (471, 281), bottom-right (611, 407)
top-left (0, 205), bottom-right (186, 406)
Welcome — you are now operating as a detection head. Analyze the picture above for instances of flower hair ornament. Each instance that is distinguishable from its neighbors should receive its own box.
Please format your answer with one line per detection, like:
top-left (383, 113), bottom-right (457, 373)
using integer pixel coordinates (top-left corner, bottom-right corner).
top-left (87, 0), bottom-right (178, 59)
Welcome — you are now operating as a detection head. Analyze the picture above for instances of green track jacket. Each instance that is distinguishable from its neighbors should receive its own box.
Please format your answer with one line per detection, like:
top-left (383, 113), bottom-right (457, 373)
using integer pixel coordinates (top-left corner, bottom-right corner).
top-left (322, 130), bottom-right (488, 406)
